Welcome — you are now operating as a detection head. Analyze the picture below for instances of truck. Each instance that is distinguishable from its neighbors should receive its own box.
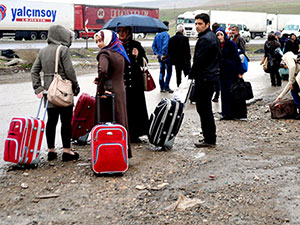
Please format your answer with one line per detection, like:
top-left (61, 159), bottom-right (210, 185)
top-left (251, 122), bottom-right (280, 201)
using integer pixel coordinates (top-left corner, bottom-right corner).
top-left (177, 9), bottom-right (267, 39)
top-left (0, 0), bottom-right (159, 40)
top-left (267, 14), bottom-right (300, 34)
top-left (74, 4), bottom-right (159, 39)
top-left (0, 0), bottom-right (74, 40)
top-left (210, 10), bottom-right (266, 39)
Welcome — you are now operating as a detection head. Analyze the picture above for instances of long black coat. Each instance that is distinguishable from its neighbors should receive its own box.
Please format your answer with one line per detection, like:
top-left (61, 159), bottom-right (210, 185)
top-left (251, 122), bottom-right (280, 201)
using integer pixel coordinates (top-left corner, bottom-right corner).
top-left (123, 39), bottom-right (149, 139)
top-left (168, 32), bottom-right (191, 70)
top-left (219, 40), bottom-right (245, 119)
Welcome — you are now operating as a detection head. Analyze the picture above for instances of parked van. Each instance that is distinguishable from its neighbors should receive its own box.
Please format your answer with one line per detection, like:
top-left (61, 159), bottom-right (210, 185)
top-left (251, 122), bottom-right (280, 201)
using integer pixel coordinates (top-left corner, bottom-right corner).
top-left (220, 23), bottom-right (251, 42)
top-left (281, 21), bottom-right (300, 38)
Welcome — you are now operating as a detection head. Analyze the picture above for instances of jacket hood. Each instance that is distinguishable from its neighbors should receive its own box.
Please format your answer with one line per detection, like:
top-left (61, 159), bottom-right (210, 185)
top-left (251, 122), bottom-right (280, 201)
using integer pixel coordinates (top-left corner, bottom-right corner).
top-left (215, 27), bottom-right (228, 40)
top-left (47, 25), bottom-right (73, 47)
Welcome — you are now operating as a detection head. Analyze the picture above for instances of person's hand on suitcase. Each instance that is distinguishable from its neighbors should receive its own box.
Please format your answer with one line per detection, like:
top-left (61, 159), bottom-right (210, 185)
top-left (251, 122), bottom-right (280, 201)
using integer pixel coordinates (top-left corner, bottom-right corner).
top-left (101, 90), bottom-right (112, 98)
top-left (36, 91), bottom-right (44, 98)
top-left (94, 77), bottom-right (99, 85)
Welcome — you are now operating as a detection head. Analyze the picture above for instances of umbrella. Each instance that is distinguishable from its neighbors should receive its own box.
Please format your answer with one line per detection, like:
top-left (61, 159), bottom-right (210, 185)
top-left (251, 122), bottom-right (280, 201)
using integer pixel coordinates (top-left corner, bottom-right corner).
top-left (102, 14), bottom-right (168, 33)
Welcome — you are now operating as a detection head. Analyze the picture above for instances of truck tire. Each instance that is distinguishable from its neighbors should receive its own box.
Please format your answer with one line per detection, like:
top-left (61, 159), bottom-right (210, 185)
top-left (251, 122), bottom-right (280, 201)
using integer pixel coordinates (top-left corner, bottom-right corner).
top-left (74, 31), bottom-right (79, 39)
top-left (246, 36), bottom-right (250, 43)
top-left (40, 32), bottom-right (48, 40)
top-left (251, 33), bottom-right (255, 39)
top-left (29, 32), bottom-right (38, 40)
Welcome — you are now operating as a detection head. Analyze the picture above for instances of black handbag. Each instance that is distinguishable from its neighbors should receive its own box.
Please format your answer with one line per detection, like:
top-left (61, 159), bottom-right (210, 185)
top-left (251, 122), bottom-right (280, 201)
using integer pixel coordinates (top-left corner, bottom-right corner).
top-left (230, 78), bottom-right (254, 101)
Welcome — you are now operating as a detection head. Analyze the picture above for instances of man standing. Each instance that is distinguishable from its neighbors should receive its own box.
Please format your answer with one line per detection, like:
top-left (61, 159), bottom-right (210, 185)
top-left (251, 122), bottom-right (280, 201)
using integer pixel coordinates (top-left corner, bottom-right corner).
top-left (231, 25), bottom-right (246, 54)
top-left (168, 24), bottom-right (191, 87)
top-left (152, 21), bottom-right (173, 93)
top-left (190, 13), bottom-right (221, 147)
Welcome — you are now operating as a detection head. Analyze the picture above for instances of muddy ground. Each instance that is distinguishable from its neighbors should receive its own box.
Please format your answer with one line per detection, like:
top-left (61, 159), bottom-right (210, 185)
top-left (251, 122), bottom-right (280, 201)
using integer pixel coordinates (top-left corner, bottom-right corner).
top-left (1, 47), bottom-right (300, 225)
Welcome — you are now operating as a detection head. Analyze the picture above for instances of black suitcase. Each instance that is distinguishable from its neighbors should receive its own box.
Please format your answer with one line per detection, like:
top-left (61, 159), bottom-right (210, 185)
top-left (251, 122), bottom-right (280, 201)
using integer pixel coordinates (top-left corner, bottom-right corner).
top-left (148, 81), bottom-right (193, 149)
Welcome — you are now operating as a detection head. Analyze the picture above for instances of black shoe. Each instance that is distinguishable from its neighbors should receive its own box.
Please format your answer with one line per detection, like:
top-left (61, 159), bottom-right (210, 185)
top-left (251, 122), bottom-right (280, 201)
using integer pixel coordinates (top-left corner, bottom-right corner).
top-left (62, 152), bottom-right (79, 162)
top-left (165, 88), bottom-right (174, 93)
top-left (160, 89), bottom-right (166, 93)
top-left (219, 116), bottom-right (232, 121)
top-left (47, 152), bottom-right (57, 161)
top-left (130, 137), bottom-right (142, 143)
top-left (295, 114), bottom-right (300, 120)
top-left (194, 140), bottom-right (216, 148)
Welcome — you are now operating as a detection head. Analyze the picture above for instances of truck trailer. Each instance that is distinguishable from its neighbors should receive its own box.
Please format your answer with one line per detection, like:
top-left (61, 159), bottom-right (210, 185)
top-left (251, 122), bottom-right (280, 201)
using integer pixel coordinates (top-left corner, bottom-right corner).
top-left (0, 0), bottom-right (74, 40)
top-left (177, 9), bottom-right (267, 39)
top-left (0, 0), bottom-right (159, 40)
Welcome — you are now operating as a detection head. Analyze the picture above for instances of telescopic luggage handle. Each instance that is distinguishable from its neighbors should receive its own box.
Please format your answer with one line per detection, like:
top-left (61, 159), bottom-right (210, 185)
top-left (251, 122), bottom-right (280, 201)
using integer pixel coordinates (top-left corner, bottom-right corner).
top-left (183, 79), bottom-right (195, 105)
top-left (96, 93), bottom-right (115, 124)
top-left (36, 92), bottom-right (48, 121)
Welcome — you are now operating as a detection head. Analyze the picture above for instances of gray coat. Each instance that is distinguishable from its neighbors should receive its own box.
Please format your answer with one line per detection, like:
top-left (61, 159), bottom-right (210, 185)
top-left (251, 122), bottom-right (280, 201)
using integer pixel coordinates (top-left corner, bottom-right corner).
top-left (31, 25), bottom-right (80, 108)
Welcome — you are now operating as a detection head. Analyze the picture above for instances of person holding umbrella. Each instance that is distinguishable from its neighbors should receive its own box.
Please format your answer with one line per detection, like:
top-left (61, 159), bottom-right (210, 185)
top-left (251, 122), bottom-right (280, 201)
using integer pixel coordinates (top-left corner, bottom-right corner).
top-left (152, 21), bottom-right (173, 93)
top-left (117, 26), bottom-right (149, 143)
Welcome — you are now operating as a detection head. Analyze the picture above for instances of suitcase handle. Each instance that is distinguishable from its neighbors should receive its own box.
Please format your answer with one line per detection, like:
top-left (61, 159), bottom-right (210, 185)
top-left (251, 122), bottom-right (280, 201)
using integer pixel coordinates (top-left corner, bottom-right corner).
top-left (184, 80), bottom-right (194, 105)
top-left (36, 94), bottom-right (48, 121)
top-left (96, 93), bottom-right (115, 124)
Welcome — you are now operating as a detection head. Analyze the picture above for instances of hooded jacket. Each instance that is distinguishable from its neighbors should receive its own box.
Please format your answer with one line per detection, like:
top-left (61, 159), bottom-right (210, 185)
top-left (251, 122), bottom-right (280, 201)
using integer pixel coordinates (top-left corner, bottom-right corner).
top-left (31, 25), bottom-right (80, 108)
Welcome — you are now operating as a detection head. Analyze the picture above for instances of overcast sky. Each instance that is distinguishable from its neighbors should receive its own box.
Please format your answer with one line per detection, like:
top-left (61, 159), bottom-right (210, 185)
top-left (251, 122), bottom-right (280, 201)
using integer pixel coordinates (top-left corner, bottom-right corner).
top-left (28, 0), bottom-right (152, 5)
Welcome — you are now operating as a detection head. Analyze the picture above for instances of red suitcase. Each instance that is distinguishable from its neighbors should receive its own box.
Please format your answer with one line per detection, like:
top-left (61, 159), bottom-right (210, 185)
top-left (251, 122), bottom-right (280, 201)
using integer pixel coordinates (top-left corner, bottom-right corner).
top-left (71, 93), bottom-right (95, 144)
top-left (4, 98), bottom-right (47, 166)
top-left (91, 94), bottom-right (128, 175)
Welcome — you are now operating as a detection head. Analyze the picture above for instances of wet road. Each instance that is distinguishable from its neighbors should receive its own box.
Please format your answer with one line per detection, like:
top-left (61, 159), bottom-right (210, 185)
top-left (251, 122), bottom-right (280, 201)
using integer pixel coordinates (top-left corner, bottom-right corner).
top-left (0, 61), bottom-right (278, 166)
top-left (0, 38), bottom-right (265, 50)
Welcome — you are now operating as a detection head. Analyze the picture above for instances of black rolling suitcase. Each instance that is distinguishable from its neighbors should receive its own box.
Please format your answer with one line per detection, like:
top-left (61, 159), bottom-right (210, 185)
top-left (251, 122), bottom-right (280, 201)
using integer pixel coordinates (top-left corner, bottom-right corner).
top-left (148, 81), bottom-right (193, 149)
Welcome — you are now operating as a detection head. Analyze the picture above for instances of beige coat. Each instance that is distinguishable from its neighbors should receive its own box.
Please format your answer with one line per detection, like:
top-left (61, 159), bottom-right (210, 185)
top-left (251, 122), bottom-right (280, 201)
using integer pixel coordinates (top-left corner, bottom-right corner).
top-left (278, 52), bottom-right (300, 99)
top-left (31, 25), bottom-right (80, 108)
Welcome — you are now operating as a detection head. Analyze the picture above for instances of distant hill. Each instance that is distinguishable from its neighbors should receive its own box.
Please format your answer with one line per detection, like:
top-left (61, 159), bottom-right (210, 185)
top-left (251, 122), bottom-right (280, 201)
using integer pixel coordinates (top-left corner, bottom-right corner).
top-left (121, 0), bottom-right (300, 35)
top-left (122, 0), bottom-right (300, 12)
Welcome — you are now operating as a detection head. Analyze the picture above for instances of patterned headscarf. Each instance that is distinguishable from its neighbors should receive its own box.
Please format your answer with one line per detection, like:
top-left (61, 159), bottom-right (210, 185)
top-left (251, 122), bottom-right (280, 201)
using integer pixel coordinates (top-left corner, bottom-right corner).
top-left (94, 29), bottom-right (130, 63)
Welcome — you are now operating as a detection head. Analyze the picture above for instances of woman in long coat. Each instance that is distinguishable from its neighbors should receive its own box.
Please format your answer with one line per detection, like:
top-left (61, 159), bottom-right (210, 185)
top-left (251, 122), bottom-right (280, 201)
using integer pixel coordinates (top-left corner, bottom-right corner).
top-left (216, 27), bottom-right (245, 120)
top-left (94, 30), bottom-right (132, 157)
top-left (117, 26), bottom-right (149, 143)
top-left (31, 25), bottom-right (80, 161)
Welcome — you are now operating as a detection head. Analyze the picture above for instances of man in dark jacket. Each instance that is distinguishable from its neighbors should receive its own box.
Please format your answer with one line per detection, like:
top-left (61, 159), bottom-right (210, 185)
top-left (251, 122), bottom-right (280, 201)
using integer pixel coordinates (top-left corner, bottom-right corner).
top-left (231, 25), bottom-right (246, 54)
top-left (168, 24), bottom-right (191, 87)
top-left (190, 13), bottom-right (221, 147)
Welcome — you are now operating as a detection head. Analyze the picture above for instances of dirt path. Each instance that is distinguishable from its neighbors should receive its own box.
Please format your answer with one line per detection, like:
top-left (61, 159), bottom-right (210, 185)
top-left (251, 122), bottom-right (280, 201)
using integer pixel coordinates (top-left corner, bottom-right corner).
top-left (1, 96), bottom-right (299, 224)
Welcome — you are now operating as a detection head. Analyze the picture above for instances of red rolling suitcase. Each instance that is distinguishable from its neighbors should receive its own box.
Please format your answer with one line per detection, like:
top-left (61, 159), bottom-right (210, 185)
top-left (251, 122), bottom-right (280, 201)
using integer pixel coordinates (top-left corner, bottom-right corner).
top-left (71, 93), bottom-right (95, 145)
top-left (4, 98), bottom-right (48, 166)
top-left (91, 94), bottom-right (128, 175)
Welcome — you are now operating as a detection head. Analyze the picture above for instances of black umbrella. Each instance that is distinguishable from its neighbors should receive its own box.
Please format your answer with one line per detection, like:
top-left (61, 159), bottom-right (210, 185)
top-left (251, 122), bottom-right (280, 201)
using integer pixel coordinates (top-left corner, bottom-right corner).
top-left (102, 14), bottom-right (168, 33)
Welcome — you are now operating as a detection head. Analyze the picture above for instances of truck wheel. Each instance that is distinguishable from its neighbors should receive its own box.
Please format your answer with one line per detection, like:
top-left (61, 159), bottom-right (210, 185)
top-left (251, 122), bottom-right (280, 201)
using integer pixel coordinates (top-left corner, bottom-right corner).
top-left (251, 33), bottom-right (255, 39)
top-left (30, 32), bottom-right (38, 40)
top-left (40, 32), bottom-right (47, 40)
top-left (74, 31), bottom-right (79, 39)
top-left (246, 36), bottom-right (250, 43)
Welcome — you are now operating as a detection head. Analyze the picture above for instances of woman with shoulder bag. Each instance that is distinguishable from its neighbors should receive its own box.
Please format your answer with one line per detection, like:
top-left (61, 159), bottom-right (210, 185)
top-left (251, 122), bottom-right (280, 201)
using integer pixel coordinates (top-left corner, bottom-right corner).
top-left (117, 26), bottom-right (150, 143)
top-left (31, 25), bottom-right (80, 162)
top-left (264, 33), bottom-right (282, 86)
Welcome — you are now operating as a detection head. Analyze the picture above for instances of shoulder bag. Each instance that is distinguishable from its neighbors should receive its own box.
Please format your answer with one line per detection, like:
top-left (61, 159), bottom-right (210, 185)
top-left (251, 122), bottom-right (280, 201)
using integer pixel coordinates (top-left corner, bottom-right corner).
top-left (141, 57), bottom-right (156, 92)
top-left (47, 45), bottom-right (73, 107)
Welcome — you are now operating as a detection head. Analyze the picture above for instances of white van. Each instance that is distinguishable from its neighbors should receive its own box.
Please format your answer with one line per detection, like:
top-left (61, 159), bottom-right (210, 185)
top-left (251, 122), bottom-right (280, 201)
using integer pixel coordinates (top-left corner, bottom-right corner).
top-left (226, 23), bottom-right (251, 42)
top-left (281, 21), bottom-right (300, 38)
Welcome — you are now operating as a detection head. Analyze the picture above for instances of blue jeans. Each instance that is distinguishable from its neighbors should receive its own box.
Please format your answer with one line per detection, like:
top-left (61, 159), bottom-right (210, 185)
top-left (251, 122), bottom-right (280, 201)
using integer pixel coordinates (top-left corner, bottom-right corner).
top-left (159, 61), bottom-right (172, 91)
top-left (291, 90), bottom-right (300, 109)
